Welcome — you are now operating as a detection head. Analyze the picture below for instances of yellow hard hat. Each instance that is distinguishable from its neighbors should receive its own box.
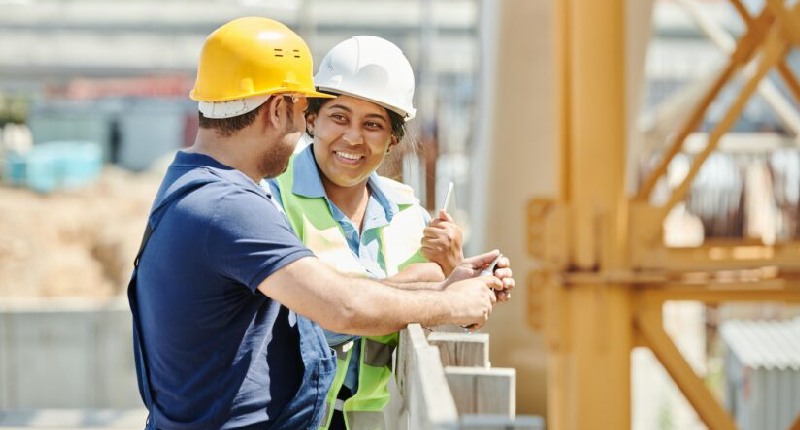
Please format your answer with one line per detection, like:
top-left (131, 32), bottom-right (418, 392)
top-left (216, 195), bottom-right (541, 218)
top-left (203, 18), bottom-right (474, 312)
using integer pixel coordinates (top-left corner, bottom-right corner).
top-left (190, 17), bottom-right (333, 102)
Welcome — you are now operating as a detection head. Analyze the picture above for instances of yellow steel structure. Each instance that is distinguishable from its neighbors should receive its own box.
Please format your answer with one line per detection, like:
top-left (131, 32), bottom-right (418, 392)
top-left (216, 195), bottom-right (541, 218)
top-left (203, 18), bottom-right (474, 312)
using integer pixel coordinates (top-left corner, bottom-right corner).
top-left (528, 0), bottom-right (800, 429)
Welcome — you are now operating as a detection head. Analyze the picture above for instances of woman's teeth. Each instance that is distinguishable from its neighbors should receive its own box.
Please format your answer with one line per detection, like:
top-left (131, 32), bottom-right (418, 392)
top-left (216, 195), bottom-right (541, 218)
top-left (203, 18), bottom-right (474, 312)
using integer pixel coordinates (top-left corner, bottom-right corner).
top-left (336, 151), bottom-right (361, 161)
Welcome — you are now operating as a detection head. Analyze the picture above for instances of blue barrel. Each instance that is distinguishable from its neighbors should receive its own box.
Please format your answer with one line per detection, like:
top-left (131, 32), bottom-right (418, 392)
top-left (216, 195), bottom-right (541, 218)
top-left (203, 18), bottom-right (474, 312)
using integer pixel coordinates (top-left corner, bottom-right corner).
top-left (4, 152), bottom-right (28, 186)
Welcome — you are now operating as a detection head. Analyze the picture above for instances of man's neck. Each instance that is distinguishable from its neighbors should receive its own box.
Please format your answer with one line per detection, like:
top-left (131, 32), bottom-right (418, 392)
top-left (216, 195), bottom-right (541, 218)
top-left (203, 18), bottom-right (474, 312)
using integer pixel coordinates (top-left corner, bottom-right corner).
top-left (189, 130), bottom-right (261, 183)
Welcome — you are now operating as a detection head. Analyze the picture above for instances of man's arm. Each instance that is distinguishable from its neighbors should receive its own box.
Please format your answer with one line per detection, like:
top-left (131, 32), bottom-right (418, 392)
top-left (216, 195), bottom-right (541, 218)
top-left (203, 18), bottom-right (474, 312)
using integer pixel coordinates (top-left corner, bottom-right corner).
top-left (257, 253), bottom-right (501, 336)
top-left (382, 251), bottom-right (518, 293)
top-left (385, 262), bottom-right (446, 288)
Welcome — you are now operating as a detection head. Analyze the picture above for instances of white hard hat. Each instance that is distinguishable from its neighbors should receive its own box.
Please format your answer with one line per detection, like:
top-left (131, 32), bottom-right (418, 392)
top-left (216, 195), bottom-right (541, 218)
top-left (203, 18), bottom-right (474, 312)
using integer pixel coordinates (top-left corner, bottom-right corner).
top-left (314, 36), bottom-right (416, 121)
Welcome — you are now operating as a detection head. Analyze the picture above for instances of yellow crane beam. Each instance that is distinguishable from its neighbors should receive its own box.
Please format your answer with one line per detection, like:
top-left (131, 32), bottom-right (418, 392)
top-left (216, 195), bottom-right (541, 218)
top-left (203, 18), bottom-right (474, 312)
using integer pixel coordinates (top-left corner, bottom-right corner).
top-left (533, 0), bottom-right (800, 429)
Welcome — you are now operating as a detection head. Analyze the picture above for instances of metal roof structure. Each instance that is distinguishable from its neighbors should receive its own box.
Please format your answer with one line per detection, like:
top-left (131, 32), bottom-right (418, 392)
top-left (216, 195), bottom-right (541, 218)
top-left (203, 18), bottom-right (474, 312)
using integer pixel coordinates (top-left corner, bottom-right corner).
top-left (0, 0), bottom-right (479, 89)
top-left (720, 318), bottom-right (800, 371)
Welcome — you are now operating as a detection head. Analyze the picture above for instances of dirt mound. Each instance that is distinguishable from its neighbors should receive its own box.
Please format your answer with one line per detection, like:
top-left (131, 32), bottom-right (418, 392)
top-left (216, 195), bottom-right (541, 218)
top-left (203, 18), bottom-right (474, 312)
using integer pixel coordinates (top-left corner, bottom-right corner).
top-left (0, 166), bottom-right (161, 297)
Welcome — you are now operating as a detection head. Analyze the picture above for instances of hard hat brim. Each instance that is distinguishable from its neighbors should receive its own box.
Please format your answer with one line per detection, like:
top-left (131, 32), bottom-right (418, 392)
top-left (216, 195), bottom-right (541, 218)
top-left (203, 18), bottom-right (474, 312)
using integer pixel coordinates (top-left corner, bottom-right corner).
top-left (190, 88), bottom-right (336, 102)
top-left (301, 89), bottom-right (337, 99)
top-left (315, 86), bottom-right (414, 120)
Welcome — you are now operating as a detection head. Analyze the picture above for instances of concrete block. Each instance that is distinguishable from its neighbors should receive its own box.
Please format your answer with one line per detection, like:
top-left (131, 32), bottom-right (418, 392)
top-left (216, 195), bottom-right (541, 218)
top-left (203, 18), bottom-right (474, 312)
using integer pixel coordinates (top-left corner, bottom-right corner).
top-left (0, 408), bottom-right (148, 428)
top-left (0, 312), bottom-right (11, 407)
top-left (93, 308), bottom-right (140, 408)
top-left (0, 298), bottom-right (139, 409)
top-left (8, 310), bottom-right (94, 407)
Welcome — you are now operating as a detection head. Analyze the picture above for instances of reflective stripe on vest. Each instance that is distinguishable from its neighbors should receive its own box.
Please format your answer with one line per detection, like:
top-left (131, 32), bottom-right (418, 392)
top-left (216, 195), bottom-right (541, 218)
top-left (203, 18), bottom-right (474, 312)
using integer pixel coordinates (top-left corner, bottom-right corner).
top-left (331, 338), bottom-right (392, 369)
top-left (345, 410), bottom-right (385, 430)
top-left (363, 337), bottom-right (393, 369)
top-left (332, 340), bottom-right (354, 362)
top-left (274, 154), bottom-right (427, 430)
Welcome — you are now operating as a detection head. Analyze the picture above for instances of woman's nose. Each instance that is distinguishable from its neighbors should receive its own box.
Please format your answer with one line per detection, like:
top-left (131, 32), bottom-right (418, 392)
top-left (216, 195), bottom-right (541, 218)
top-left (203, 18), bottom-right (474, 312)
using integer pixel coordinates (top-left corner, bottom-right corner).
top-left (342, 126), bottom-right (364, 145)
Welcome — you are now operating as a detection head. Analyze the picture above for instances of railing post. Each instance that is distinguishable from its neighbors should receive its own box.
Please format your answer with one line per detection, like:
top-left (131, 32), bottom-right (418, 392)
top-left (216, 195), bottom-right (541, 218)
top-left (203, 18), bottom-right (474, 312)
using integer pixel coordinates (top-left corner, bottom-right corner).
top-left (390, 325), bottom-right (543, 430)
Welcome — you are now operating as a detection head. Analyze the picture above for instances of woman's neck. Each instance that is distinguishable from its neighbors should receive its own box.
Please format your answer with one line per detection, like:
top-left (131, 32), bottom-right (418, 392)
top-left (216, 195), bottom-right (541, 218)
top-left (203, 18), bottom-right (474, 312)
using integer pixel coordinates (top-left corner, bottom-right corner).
top-left (322, 177), bottom-right (370, 232)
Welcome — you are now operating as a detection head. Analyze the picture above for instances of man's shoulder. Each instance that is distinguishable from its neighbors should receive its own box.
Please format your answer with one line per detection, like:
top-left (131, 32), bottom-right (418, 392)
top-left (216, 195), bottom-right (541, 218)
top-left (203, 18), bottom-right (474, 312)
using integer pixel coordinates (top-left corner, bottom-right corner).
top-left (154, 166), bottom-right (282, 234)
top-left (171, 167), bottom-right (268, 204)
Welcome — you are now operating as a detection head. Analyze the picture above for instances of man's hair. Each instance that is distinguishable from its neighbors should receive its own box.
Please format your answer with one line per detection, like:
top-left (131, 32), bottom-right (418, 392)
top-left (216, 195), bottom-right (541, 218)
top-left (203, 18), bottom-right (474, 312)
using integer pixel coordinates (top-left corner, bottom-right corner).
top-left (306, 96), bottom-right (406, 142)
top-left (198, 103), bottom-right (262, 137)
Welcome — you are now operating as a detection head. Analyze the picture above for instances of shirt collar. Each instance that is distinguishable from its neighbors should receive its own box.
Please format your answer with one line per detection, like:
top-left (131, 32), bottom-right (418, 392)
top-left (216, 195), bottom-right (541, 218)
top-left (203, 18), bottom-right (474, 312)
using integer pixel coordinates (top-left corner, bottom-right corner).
top-left (171, 150), bottom-right (271, 198)
top-left (291, 144), bottom-right (327, 199)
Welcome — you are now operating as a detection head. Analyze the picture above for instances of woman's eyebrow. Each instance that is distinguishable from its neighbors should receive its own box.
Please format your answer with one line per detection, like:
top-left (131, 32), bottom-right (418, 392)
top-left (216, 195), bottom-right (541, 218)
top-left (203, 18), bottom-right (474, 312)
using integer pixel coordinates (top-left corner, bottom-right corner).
top-left (364, 113), bottom-right (388, 121)
top-left (327, 104), bottom-right (388, 121)
top-left (327, 103), bottom-right (352, 113)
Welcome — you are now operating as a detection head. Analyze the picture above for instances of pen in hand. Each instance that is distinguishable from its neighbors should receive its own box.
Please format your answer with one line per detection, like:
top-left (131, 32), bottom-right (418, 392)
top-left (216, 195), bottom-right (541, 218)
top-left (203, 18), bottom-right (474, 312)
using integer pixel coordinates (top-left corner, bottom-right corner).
top-left (441, 181), bottom-right (454, 214)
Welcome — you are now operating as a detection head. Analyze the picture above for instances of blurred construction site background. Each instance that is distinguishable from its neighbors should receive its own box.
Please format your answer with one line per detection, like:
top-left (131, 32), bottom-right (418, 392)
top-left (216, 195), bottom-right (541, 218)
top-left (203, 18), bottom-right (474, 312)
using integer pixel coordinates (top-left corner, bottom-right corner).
top-left (2, 0), bottom-right (800, 429)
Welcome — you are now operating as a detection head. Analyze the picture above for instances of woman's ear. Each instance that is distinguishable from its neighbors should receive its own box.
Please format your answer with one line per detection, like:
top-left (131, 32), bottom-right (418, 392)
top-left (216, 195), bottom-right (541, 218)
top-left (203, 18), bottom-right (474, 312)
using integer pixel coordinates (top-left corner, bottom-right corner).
top-left (305, 113), bottom-right (317, 137)
top-left (386, 135), bottom-right (399, 154)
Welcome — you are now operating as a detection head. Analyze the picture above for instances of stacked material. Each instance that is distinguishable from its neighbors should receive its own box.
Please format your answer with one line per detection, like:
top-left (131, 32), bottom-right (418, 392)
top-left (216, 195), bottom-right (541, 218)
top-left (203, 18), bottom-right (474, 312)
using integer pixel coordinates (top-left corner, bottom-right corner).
top-left (0, 166), bottom-right (160, 297)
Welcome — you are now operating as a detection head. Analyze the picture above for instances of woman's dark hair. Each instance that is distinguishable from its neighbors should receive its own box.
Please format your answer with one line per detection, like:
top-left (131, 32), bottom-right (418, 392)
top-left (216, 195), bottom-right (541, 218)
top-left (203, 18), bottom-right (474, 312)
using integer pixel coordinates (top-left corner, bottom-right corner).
top-left (306, 96), bottom-right (406, 142)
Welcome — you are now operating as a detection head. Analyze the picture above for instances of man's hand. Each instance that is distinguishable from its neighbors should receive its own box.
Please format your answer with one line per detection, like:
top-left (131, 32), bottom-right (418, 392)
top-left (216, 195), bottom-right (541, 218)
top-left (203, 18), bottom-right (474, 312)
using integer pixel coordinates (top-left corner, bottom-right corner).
top-left (421, 210), bottom-right (464, 276)
top-left (443, 276), bottom-right (499, 330)
top-left (442, 250), bottom-right (499, 286)
top-left (492, 255), bottom-right (515, 302)
top-left (442, 250), bottom-right (515, 302)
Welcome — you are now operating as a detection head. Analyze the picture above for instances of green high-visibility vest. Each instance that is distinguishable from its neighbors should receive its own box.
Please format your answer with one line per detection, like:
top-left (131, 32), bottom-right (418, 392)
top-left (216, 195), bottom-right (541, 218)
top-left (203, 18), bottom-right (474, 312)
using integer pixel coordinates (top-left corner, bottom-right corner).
top-left (274, 154), bottom-right (428, 430)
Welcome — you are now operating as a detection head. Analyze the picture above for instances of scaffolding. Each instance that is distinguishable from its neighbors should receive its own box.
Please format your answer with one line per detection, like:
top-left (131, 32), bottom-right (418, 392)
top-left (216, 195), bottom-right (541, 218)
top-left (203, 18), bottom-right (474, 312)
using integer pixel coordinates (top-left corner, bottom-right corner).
top-left (527, 0), bottom-right (800, 428)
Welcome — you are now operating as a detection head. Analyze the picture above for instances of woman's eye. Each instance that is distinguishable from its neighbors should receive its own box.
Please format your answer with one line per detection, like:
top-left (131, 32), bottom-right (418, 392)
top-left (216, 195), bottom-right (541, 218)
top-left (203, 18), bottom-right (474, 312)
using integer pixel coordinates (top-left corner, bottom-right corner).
top-left (331, 113), bottom-right (346, 122)
top-left (365, 122), bottom-right (384, 130)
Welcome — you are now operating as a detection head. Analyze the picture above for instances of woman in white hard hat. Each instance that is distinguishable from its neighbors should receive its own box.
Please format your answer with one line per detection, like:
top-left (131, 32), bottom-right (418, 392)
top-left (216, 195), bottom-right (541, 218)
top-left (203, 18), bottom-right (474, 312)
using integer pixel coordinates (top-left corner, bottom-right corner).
top-left (268, 36), bottom-right (479, 430)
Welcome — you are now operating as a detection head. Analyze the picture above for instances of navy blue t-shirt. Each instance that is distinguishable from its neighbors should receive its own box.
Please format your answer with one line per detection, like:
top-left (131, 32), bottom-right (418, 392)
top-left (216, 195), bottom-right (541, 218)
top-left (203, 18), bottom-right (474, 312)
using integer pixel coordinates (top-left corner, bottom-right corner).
top-left (135, 151), bottom-right (316, 429)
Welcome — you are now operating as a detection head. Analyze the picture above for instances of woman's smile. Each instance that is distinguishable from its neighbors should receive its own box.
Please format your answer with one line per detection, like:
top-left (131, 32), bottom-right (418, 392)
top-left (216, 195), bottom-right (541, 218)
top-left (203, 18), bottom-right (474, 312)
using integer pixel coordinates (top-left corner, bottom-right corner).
top-left (333, 150), bottom-right (365, 164)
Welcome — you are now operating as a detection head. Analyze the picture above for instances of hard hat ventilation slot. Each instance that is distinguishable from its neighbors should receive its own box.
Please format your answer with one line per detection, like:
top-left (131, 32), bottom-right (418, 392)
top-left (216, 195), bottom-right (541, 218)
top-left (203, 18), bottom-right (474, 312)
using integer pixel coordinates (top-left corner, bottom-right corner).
top-left (274, 48), bottom-right (284, 58)
top-left (293, 49), bottom-right (301, 58)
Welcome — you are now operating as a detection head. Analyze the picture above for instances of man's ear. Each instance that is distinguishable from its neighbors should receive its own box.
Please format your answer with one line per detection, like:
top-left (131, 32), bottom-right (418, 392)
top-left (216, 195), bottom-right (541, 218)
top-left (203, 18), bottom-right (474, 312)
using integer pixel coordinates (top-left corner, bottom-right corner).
top-left (260, 96), bottom-right (283, 130)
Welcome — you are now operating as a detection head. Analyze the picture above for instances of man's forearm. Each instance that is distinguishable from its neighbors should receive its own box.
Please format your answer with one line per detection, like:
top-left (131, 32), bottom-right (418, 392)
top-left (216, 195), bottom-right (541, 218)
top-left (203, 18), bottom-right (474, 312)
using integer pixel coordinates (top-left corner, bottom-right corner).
top-left (382, 279), bottom-right (441, 291)
top-left (342, 278), bottom-right (456, 334)
top-left (259, 257), bottom-right (457, 336)
top-left (384, 262), bottom-right (445, 289)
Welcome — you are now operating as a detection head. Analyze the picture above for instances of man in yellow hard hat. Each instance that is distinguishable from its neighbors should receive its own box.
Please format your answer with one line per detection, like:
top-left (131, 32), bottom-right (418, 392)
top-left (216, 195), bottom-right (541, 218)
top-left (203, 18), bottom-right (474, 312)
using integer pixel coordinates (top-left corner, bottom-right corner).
top-left (127, 17), bottom-right (513, 429)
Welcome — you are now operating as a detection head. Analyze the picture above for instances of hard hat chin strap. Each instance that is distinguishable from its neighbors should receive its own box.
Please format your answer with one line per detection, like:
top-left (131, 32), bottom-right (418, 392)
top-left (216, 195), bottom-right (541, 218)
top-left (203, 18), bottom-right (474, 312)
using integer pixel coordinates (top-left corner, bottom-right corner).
top-left (198, 94), bottom-right (272, 119)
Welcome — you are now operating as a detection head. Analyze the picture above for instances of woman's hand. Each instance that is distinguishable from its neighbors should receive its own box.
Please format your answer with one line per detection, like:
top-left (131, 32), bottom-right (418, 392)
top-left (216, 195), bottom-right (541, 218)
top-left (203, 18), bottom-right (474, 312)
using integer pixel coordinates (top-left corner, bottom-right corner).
top-left (421, 210), bottom-right (464, 276)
